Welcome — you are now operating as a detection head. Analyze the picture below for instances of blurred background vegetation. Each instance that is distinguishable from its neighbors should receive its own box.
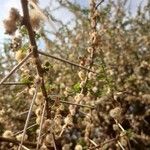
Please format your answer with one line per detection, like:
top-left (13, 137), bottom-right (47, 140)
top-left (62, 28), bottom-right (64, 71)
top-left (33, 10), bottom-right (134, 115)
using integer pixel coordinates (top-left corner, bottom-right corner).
top-left (0, 0), bottom-right (150, 149)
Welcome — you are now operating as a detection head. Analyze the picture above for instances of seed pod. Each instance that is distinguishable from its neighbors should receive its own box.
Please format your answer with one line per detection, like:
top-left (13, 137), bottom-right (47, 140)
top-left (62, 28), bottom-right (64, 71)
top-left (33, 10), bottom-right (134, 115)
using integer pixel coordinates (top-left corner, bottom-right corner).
top-left (78, 71), bottom-right (86, 80)
top-left (75, 144), bottom-right (83, 150)
top-left (109, 107), bottom-right (122, 119)
top-left (35, 107), bottom-right (41, 116)
top-left (3, 130), bottom-right (13, 138)
top-left (15, 50), bottom-right (25, 62)
top-left (29, 87), bottom-right (36, 95)
top-left (16, 133), bottom-right (28, 141)
top-left (75, 93), bottom-right (84, 102)
top-left (35, 92), bottom-right (44, 105)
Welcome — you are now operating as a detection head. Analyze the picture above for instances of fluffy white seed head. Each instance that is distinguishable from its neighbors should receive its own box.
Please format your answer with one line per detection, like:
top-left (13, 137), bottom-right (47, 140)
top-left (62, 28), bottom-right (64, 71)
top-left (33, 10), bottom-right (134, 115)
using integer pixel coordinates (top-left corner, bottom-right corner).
top-left (75, 144), bottom-right (83, 150)
top-left (75, 93), bottom-right (84, 102)
top-left (45, 134), bottom-right (52, 144)
top-left (92, 86), bottom-right (98, 93)
top-left (64, 115), bottom-right (73, 125)
top-left (3, 130), bottom-right (13, 138)
top-left (42, 119), bottom-right (51, 131)
top-left (109, 107), bottom-right (122, 119)
top-left (35, 92), bottom-right (44, 105)
top-left (29, 8), bottom-right (43, 29)
top-left (16, 133), bottom-right (28, 141)
top-left (15, 50), bottom-right (25, 62)
top-left (29, 87), bottom-right (36, 95)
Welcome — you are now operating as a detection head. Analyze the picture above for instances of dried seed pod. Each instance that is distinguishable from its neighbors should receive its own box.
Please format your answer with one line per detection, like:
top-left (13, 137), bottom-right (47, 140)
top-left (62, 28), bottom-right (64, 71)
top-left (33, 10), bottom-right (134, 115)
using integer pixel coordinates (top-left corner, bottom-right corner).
top-left (87, 47), bottom-right (94, 53)
top-left (75, 144), bottom-right (83, 150)
top-left (80, 81), bottom-right (86, 88)
top-left (9, 8), bottom-right (21, 21)
top-left (4, 19), bottom-right (18, 35)
top-left (75, 93), bottom-right (84, 102)
top-left (40, 143), bottom-right (48, 150)
top-left (109, 107), bottom-right (122, 119)
top-left (11, 36), bottom-right (22, 51)
top-left (16, 133), bottom-right (28, 141)
top-left (69, 105), bottom-right (76, 116)
top-left (35, 107), bottom-right (42, 116)
top-left (15, 50), bottom-right (26, 62)
top-left (92, 86), bottom-right (98, 93)
top-left (29, 87), bottom-right (36, 95)
top-left (42, 119), bottom-right (52, 131)
top-left (45, 134), bottom-right (53, 144)
top-left (120, 137), bottom-right (128, 147)
top-left (62, 144), bottom-right (71, 150)
top-left (29, 8), bottom-right (43, 29)
top-left (3, 8), bottom-right (21, 35)
top-left (36, 116), bottom-right (41, 125)
top-left (113, 124), bottom-right (119, 131)
top-left (3, 130), bottom-right (13, 138)
top-left (35, 92), bottom-right (44, 105)
top-left (64, 114), bottom-right (73, 125)
top-left (78, 71), bottom-right (86, 80)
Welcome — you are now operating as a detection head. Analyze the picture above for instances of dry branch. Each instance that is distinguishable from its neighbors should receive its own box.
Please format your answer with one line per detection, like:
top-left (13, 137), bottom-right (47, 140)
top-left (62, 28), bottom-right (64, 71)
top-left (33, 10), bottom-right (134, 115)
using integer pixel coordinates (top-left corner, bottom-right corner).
top-left (18, 85), bottom-right (38, 150)
top-left (0, 82), bottom-right (31, 86)
top-left (0, 136), bottom-right (38, 148)
top-left (14, 123), bottom-right (37, 136)
top-left (50, 98), bottom-right (95, 109)
top-left (21, 0), bottom-right (51, 119)
top-left (36, 101), bottom-right (47, 150)
top-left (0, 51), bottom-right (32, 85)
top-left (38, 50), bottom-right (96, 73)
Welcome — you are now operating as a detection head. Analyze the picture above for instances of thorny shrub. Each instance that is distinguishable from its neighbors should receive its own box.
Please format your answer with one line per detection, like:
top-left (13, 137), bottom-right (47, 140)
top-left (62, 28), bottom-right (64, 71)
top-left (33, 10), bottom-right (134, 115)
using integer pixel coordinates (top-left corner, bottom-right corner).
top-left (0, 0), bottom-right (150, 150)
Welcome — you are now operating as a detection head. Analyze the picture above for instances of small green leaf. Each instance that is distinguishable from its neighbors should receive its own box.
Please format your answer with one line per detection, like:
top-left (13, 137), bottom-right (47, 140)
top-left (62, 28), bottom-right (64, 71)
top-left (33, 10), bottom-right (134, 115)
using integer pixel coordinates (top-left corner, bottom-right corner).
top-left (73, 82), bottom-right (81, 93)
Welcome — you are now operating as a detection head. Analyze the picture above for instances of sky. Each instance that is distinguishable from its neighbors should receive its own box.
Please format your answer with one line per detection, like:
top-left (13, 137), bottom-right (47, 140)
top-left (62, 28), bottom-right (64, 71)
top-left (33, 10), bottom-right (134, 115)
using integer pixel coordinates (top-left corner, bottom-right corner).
top-left (0, 0), bottom-right (148, 43)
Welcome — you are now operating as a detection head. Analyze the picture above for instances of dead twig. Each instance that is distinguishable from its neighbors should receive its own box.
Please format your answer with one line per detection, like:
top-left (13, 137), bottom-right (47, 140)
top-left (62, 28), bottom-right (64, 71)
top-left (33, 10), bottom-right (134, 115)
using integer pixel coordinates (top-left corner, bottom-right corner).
top-left (52, 132), bottom-right (58, 150)
top-left (36, 101), bottom-right (47, 150)
top-left (18, 85), bottom-right (38, 150)
top-left (0, 51), bottom-right (32, 85)
top-left (0, 136), bottom-right (38, 148)
top-left (50, 98), bottom-right (95, 109)
top-left (0, 82), bottom-right (32, 86)
top-left (21, 0), bottom-right (51, 119)
top-left (38, 50), bottom-right (96, 74)
top-left (14, 123), bottom-right (37, 136)
top-left (96, 0), bottom-right (105, 9)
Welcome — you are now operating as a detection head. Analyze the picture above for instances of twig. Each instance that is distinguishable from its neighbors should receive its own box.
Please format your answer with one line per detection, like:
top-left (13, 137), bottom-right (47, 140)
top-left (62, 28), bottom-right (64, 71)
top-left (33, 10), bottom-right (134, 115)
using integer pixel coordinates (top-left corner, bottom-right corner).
top-left (88, 138), bottom-right (98, 146)
top-left (115, 120), bottom-right (125, 132)
top-left (59, 124), bottom-right (67, 137)
top-left (89, 132), bottom-right (128, 150)
top-left (18, 85), bottom-right (38, 150)
top-left (50, 98), bottom-right (95, 109)
top-left (0, 51), bottom-right (32, 85)
top-left (0, 136), bottom-right (38, 148)
top-left (89, 137), bottom-right (117, 150)
top-left (52, 133), bottom-right (57, 150)
top-left (14, 123), bottom-right (37, 136)
top-left (36, 101), bottom-right (47, 150)
top-left (21, 145), bottom-right (30, 150)
top-left (117, 141), bottom-right (125, 150)
top-left (38, 50), bottom-right (96, 73)
top-left (0, 82), bottom-right (32, 86)
top-left (96, 0), bottom-right (105, 9)
top-left (16, 110), bottom-right (29, 117)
